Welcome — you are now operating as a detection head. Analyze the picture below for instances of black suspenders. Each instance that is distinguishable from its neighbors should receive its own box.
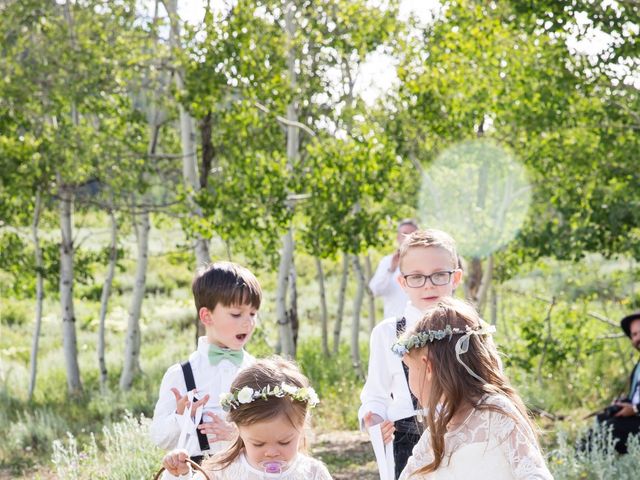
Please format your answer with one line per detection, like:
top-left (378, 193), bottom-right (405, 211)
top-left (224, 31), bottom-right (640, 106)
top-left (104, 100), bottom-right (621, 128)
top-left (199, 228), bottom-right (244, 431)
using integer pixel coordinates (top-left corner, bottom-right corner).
top-left (395, 318), bottom-right (422, 435)
top-left (396, 317), bottom-right (420, 410)
top-left (180, 361), bottom-right (210, 452)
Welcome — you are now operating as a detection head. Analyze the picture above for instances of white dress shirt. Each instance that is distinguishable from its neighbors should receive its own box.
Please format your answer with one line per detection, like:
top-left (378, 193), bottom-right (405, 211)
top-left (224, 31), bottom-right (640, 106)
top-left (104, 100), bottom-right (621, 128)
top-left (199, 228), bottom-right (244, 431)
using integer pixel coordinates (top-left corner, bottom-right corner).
top-left (150, 336), bottom-right (255, 456)
top-left (359, 303), bottom-right (425, 428)
top-left (369, 254), bottom-right (409, 320)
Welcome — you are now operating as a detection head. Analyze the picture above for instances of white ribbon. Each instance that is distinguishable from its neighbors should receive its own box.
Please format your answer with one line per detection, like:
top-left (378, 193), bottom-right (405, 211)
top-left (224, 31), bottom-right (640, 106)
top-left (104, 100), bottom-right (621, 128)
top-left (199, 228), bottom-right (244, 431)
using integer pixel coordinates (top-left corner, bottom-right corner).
top-left (177, 390), bottom-right (204, 450)
top-left (454, 324), bottom-right (496, 384)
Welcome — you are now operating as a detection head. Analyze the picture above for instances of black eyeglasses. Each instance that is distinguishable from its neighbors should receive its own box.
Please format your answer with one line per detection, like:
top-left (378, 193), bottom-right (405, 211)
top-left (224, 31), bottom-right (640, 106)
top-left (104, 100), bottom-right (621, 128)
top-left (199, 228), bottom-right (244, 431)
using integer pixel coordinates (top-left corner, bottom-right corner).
top-left (402, 270), bottom-right (457, 288)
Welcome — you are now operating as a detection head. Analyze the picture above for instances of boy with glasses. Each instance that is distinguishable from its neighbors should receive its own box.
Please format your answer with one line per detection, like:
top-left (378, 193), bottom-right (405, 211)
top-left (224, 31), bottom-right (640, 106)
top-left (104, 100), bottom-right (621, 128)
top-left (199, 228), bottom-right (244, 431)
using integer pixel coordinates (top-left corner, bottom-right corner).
top-left (359, 229), bottom-right (463, 478)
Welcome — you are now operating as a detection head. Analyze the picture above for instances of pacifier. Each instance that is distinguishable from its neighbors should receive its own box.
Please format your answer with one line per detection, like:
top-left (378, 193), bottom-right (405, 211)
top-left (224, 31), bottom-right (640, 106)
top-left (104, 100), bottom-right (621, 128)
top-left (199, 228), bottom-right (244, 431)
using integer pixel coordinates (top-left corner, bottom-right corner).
top-left (260, 460), bottom-right (286, 475)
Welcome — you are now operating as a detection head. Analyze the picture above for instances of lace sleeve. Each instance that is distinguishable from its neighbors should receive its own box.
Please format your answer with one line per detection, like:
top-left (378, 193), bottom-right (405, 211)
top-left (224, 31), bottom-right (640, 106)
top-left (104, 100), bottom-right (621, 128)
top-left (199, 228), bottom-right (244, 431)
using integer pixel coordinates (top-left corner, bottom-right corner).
top-left (398, 433), bottom-right (433, 480)
top-left (310, 461), bottom-right (333, 480)
top-left (491, 405), bottom-right (553, 480)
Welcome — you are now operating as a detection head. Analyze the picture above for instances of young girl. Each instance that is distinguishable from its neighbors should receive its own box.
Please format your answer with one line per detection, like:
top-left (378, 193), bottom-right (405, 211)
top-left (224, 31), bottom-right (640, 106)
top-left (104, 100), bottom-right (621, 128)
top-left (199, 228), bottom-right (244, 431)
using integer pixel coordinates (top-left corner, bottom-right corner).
top-left (360, 229), bottom-right (463, 478)
top-left (161, 357), bottom-right (333, 480)
top-left (392, 298), bottom-right (552, 479)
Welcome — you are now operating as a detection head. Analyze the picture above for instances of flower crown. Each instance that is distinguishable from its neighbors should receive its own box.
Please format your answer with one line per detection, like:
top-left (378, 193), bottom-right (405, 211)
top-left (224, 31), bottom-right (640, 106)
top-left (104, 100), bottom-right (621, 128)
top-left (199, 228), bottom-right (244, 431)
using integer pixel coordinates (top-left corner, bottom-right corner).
top-left (391, 323), bottom-right (496, 357)
top-left (219, 383), bottom-right (320, 412)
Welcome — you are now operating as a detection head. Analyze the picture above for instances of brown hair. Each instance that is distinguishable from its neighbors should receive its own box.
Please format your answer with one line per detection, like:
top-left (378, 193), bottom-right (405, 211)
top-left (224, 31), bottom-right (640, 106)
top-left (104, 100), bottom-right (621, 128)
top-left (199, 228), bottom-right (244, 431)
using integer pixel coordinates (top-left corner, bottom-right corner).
top-left (204, 356), bottom-right (312, 471)
top-left (192, 261), bottom-right (262, 313)
top-left (398, 229), bottom-right (460, 270)
top-left (403, 298), bottom-right (538, 475)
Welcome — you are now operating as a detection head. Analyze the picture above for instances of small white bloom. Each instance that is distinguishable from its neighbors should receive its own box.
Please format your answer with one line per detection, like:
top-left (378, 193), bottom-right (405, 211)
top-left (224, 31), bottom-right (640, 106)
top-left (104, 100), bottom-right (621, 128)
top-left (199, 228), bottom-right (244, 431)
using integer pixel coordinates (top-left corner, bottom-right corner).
top-left (281, 383), bottom-right (298, 395)
top-left (307, 387), bottom-right (320, 407)
top-left (237, 386), bottom-right (255, 404)
top-left (219, 392), bottom-right (234, 404)
top-left (296, 387), bottom-right (309, 400)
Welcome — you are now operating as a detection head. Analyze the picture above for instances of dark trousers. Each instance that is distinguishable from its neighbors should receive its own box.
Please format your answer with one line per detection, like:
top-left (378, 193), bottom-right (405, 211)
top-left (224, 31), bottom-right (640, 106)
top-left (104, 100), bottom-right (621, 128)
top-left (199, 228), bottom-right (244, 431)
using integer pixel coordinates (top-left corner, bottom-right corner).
top-left (596, 413), bottom-right (640, 454)
top-left (393, 426), bottom-right (422, 479)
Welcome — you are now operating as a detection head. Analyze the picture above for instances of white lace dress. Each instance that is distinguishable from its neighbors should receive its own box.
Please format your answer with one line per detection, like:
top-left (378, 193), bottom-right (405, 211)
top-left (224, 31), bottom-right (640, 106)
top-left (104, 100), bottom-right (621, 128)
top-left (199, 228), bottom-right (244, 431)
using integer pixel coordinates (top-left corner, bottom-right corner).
top-left (399, 395), bottom-right (553, 480)
top-left (164, 452), bottom-right (333, 480)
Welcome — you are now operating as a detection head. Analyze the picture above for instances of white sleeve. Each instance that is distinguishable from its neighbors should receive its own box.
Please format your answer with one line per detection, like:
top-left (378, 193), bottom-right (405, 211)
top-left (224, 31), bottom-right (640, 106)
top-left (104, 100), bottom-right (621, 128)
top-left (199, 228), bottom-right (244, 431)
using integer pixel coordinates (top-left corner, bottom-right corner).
top-left (398, 433), bottom-right (432, 480)
top-left (368, 255), bottom-right (396, 297)
top-left (311, 461), bottom-right (333, 480)
top-left (358, 324), bottom-right (393, 428)
top-left (496, 413), bottom-right (553, 480)
top-left (150, 365), bottom-right (186, 450)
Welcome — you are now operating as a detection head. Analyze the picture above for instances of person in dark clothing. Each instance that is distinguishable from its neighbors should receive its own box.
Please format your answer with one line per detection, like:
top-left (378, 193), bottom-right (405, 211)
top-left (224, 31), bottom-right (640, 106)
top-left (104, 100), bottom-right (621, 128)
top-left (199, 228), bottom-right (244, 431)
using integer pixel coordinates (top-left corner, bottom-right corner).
top-left (593, 312), bottom-right (640, 454)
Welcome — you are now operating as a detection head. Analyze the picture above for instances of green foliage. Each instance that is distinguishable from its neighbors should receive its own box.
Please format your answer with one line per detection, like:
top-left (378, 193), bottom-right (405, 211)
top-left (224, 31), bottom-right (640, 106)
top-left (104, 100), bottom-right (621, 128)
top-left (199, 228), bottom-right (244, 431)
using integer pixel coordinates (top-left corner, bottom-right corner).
top-left (0, 301), bottom-right (29, 327)
top-left (298, 339), bottom-right (367, 430)
top-left (51, 413), bottom-right (163, 480)
top-left (550, 425), bottom-right (640, 480)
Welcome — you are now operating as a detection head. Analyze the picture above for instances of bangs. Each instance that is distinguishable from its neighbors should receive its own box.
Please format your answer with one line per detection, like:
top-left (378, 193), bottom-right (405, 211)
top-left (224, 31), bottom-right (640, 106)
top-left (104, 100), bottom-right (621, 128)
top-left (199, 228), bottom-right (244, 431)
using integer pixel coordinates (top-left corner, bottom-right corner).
top-left (219, 281), bottom-right (262, 309)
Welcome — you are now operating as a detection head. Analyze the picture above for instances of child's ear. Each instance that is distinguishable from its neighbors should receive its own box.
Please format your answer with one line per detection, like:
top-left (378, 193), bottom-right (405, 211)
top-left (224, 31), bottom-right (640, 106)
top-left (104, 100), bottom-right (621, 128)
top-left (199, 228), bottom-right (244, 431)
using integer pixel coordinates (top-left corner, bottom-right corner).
top-left (452, 269), bottom-right (463, 289)
top-left (199, 307), bottom-right (213, 326)
top-left (397, 274), bottom-right (407, 289)
top-left (421, 355), bottom-right (433, 381)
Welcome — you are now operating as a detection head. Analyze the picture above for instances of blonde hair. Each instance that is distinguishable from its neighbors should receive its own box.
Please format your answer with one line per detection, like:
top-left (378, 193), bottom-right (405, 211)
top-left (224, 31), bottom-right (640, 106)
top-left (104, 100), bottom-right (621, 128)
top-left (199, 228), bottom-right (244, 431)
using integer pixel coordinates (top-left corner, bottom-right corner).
top-left (398, 229), bottom-right (460, 270)
top-left (203, 356), bottom-right (311, 471)
top-left (404, 298), bottom-right (538, 475)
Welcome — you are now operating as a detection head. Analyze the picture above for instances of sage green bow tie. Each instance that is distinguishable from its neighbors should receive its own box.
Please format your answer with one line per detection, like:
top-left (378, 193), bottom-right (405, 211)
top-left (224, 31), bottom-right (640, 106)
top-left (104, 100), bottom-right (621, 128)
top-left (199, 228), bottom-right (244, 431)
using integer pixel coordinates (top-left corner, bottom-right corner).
top-left (208, 344), bottom-right (244, 366)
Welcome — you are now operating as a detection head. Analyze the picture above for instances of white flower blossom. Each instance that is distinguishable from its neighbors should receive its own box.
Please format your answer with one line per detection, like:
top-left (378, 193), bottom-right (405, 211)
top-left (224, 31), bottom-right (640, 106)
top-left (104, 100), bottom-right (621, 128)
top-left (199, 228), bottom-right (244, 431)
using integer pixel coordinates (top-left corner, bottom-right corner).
top-left (237, 386), bottom-right (255, 404)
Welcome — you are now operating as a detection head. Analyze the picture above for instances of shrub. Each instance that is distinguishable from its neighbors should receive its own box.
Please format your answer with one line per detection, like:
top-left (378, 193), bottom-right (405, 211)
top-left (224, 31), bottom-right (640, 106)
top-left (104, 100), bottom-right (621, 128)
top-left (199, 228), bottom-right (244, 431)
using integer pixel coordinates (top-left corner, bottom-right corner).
top-left (51, 412), bottom-right (163, 480)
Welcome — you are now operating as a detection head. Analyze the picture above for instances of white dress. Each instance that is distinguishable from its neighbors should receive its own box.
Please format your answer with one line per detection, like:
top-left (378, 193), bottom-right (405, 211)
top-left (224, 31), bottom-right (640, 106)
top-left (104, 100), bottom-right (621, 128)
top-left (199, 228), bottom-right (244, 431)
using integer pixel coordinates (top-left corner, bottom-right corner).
top-left (399, 395), bottom-right (553, 480)
top-left (165, 452), bottom-right (333, 480)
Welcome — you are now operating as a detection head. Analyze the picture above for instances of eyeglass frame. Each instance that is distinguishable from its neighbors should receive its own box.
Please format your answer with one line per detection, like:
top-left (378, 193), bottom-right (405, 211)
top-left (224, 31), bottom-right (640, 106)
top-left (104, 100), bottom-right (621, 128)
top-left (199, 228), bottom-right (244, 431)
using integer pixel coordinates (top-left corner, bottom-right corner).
top-left (401, 269), bottom-right (460, 288)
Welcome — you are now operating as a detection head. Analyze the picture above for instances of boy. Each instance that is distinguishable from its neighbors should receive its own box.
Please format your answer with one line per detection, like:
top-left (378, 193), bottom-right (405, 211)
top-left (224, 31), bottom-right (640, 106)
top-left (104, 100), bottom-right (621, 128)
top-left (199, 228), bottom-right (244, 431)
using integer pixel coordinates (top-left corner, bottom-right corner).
top-left (150, 261), bottom-right (262, 464)
top-left (359, 229), bottom-right (463, 479)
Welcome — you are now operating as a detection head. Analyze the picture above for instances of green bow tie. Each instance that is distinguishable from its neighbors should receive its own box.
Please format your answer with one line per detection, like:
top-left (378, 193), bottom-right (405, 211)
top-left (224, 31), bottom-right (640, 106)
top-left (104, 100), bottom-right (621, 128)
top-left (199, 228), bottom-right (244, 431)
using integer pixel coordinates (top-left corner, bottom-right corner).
top-left (208, 344), bottom-right (244, 366)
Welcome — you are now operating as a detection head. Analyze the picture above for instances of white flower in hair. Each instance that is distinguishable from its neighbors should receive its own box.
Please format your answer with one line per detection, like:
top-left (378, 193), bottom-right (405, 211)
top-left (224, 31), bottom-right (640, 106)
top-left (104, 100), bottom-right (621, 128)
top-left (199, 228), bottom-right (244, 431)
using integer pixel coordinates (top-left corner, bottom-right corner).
top-left (307, 388), bottom-right (320, 406)
top-left (220, 383), bottom-right (321, 411)
top-left (281, 383), bottom-right (298, 395)
top-left (237, 386), bottom-right (255, 404)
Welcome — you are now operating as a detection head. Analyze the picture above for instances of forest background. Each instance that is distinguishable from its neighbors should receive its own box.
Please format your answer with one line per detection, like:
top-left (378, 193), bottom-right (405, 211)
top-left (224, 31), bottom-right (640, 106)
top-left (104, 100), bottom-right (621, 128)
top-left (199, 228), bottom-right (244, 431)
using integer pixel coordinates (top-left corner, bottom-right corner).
top-left (1, 0), bottom-right (639, 478)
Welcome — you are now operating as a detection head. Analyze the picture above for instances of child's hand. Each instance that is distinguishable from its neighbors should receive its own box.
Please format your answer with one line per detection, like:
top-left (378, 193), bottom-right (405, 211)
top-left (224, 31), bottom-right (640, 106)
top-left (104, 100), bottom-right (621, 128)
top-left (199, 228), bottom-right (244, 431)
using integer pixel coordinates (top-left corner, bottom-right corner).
top-left (364, 411), bottom-right (395, 445)
top-left (162, 449), bottom-right (190, 476)
top-left (199, 411), bottom-right (237, 441)
top-left (171, 388), bottom-right (210, 417)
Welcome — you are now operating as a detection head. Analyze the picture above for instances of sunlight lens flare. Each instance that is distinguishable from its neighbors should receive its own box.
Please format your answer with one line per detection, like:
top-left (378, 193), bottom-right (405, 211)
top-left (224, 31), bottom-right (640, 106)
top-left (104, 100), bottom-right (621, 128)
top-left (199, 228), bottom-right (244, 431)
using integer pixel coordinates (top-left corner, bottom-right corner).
top-left (417, 140), bottom-right (532, 258)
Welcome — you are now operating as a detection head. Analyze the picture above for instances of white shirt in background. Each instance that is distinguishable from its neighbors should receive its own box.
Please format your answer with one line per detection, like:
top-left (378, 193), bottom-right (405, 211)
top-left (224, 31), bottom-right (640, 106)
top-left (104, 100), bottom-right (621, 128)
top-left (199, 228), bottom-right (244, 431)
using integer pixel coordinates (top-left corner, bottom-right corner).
top-left (359, 303), bottom-right (425, 428)
top-left (369, 254), bottom-right (409, 320)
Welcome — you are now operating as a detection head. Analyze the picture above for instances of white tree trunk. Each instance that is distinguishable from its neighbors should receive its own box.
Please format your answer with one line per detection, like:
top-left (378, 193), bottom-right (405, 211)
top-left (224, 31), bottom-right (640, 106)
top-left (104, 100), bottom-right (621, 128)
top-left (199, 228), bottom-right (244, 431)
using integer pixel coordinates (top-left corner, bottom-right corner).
top-left (490, 286), bottom-right (498, 326)
top-left (59, 183), bottom-right (82, 395)
top-left (315, 257), bottom-right (329, 356)
top-left (276, 229), bottom-right (296, 357)
top-left (120, 207), bottom-right (150, 390)
top-left (274, 1), bottom-right (299, 357)
top-left (364, 253), bottom-right (376, 332)
top-left (333, 253), bottom-right (349, 355)
top-left (476, 254), bottom-right (494, 316)
top-left (98, 206), bottom-right (118, 391)
top-left (28, 190), bottom-right (44, 401)
top-left (166, 0), bottom-right (211, 268)
top-left (351, 255), bottom-right (365, 379)
top-left (288, 259), bottom-right (298, 353)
